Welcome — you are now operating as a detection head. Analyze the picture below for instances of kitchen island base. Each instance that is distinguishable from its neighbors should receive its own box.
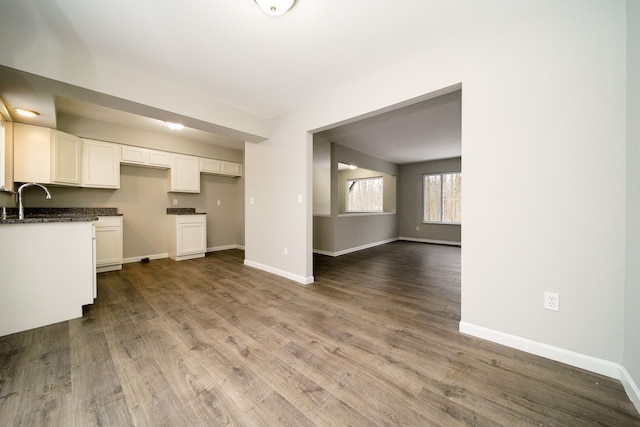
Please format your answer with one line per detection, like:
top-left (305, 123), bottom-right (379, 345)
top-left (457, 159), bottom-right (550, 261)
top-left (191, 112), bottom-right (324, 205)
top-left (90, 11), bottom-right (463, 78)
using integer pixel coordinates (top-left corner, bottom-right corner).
top-left (0, 222), bottom-right (94, 337)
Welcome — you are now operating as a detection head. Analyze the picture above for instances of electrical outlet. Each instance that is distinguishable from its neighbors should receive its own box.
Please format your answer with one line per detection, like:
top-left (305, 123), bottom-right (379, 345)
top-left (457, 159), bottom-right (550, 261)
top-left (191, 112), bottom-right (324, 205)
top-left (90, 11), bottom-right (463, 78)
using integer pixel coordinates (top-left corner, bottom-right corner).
top-left (172, 199), bottom-right (178, 206)
top-left (416, 226), bottom-right (420, 231)
top-left (544, 292), bottom-right (559, 311)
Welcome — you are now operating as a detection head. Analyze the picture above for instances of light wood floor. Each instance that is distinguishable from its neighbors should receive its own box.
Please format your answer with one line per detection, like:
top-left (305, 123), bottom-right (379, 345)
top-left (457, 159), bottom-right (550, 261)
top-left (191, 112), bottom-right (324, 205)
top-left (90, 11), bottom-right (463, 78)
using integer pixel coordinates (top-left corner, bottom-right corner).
top-left (1, 242), bottom-right (639, 426)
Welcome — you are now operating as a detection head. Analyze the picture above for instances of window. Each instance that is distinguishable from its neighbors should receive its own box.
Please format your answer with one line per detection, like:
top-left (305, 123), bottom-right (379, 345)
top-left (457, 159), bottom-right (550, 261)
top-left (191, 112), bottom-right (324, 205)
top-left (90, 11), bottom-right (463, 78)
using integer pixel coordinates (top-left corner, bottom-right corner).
top-left (423, 172), bottom-right (461, 223)
top-left (346, 176), bottom-right (383, 212)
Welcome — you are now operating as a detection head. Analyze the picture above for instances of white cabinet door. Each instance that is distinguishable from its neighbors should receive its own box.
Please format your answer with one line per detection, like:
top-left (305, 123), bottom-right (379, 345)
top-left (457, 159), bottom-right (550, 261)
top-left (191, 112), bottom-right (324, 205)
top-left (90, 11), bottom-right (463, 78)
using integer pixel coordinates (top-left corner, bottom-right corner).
top-left (82, 139), bottom-right (120, 188)
top-left (120, 145), bottom-right (149, 165)
top-left (93, 216), bottom-right (123, 272)
top-left (220, 161), bottom-right (242, 176)
top-left (52, 130), bottom-right (82, 185)
top-left (168, 215), bottom-right (206, 261)
top-left (13, 124), bottom-right (82, 186)
top-left (170, 154), bottom-right (200, 193)
top-left (200, 157), bottom-right (222, 174)
top-left (14, 123), bottom-right (51, 183)
top-left (149, 150), bottom-right (171, 167)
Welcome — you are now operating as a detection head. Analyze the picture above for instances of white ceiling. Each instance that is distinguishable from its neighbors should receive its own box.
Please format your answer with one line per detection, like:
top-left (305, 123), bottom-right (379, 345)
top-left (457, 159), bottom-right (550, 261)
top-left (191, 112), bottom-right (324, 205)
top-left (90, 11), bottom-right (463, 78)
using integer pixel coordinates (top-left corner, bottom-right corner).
top-left (0, 0), bottom-right (467, 163)
top-left (316, 90), bottom-right (461, 165)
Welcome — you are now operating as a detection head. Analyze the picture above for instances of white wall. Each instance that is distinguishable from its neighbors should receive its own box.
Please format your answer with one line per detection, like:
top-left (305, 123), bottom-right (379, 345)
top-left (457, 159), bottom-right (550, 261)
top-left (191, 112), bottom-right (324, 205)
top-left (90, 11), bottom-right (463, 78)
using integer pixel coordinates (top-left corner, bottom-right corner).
top-left (247, 0), bottom-right (629, 376)
top-left (461, 2), bottom-right (627, 367)
top-left (624, 0), bottom-right (640, 409)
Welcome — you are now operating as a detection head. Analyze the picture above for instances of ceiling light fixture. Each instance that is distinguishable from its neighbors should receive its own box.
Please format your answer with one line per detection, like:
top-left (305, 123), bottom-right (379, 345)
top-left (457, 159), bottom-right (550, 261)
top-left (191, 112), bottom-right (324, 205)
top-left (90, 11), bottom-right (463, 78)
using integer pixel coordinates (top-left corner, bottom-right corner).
top-left (165, 121), bottom-right (184, 131)
top-left (254, 0), bottom-right (296, 16)
top-left (14, 108), bottom-right (40, 117)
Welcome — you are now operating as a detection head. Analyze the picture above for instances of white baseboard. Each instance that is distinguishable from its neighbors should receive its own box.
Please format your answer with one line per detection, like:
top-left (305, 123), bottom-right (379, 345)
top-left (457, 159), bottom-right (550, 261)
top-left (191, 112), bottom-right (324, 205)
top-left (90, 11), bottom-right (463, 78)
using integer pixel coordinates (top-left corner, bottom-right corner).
top-left (243, 259), bottom-right (314, 285)
top-left (313, 238), bottom-right (398, 257)
top-left (313, 249), bottom-right (335, 256)
top-left (123, 253), bottom-right (168, 264)
top-left (621, 366), bottom-right (640, 414)
top-left (122, 246), bottom-right (244, 265)
top-left (207, 244), bottom-right (244, 252)
top-left (96, 264), bottom-right (122, 273)
top-left (459, 321), bottom-right (621, 379)
top-left (399, 237), bottom-right (461, 246)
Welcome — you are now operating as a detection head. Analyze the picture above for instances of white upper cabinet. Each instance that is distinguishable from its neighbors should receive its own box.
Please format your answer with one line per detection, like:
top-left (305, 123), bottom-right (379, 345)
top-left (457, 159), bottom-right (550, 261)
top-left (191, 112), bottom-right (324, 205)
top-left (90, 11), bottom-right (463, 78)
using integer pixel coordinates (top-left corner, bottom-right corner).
top-left (81, 139), bottom-right (120, 188)
top-left (120, 145), bottom-right (148, 165)
top-left (200, 158), bottom-right (242, 177)
top-left (120, 145), bottom-right (171, 168)
top-left (221, 161), bottom-right (242, 176)
top-left (14, 123), bottom-right (82, 186)
top-left (52, 130), bottom-right (82, 185)
top-left (169, 154), bottom-right (200, 193)
top-left (149, 150), bottom-right (171, 168)
top-left (199, 157), bottom-right (221, 174)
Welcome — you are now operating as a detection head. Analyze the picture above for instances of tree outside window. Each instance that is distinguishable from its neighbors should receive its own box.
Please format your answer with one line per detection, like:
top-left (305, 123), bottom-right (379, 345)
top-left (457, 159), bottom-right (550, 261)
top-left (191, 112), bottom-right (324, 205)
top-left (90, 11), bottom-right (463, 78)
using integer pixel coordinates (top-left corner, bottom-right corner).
top-left (423, 172), bottom-right (461, 223)
top-left (346, 176), bottom-right (383, 212)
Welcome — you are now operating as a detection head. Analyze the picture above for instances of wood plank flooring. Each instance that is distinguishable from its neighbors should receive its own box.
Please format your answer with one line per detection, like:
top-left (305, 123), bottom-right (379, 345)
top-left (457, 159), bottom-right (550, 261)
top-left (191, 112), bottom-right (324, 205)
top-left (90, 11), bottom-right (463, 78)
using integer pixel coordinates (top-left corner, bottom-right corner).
top-left (1, 242), bottom-right (639, 426)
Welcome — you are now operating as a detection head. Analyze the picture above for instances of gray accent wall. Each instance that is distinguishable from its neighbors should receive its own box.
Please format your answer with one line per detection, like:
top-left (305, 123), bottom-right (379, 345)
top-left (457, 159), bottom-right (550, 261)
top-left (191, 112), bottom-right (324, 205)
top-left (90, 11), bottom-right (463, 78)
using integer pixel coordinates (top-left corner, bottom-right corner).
top-left (313, 141), bottom-right (398, 255)
top-left (398, 157), bottom-right (461, 244)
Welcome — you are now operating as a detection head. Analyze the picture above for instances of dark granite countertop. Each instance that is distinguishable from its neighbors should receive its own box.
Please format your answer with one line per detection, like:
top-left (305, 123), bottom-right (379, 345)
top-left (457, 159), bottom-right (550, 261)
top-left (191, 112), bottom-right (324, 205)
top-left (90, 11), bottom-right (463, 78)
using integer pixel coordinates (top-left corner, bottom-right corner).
top-left (166, 208), bottom-right (206, 215)
top-left (0, 215), bottom-right (98, 224)
top-left (0, 207), bottom-right (121, 225)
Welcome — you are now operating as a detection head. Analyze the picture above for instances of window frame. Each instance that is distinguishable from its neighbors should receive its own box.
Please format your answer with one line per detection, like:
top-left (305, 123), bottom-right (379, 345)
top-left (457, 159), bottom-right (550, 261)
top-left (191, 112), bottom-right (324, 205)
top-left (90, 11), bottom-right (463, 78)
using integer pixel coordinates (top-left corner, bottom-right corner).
top-left (422, 172), bottom-right (462, 224)
top-left (345, 175), bottom-right (384, 213)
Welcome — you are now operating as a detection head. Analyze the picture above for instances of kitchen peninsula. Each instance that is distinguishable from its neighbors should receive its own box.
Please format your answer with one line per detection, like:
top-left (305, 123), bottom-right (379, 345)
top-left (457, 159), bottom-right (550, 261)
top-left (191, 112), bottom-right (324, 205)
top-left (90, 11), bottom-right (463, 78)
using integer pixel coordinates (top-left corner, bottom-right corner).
top-left (0, 211), bottom-right (96, 336)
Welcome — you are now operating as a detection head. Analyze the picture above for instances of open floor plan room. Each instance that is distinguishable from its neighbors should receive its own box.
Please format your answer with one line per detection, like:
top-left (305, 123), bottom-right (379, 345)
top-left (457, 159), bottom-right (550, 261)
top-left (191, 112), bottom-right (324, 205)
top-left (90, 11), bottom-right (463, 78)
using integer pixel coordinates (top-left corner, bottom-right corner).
top-left (1, 242), bottom-right (638, 426)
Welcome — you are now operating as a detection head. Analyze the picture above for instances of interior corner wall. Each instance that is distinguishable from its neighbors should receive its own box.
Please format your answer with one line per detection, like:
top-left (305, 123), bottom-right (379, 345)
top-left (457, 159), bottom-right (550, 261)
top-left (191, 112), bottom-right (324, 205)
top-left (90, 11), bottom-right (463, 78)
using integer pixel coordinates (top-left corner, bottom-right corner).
top-left (624, 0), bottom-right (640, 409)
top-left (244, 124), bottom-right (313, 284)
top-left (331, 143), bottom-right (399, 254)
top-left (398, 157), bottom-right (461, 244)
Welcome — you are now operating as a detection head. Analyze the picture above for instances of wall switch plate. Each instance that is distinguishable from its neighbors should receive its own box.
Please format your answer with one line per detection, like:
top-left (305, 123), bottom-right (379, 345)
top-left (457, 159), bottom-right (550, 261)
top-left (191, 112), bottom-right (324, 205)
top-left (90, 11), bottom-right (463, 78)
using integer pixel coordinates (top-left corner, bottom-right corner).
top-left (283, 247), bottom-right (288, 256)
top-left (297, 194), bottom-right (303, 204)
top-left (217, 200), bottom-right (221, 206)
top-left (416, 226), bottom-right (420, 231)
top-left (250, 196), bottom-right (254, 205)
top-left (544, 291), bottom-right (559, 311)
top-left (172, 199), bottom-right (178, 206)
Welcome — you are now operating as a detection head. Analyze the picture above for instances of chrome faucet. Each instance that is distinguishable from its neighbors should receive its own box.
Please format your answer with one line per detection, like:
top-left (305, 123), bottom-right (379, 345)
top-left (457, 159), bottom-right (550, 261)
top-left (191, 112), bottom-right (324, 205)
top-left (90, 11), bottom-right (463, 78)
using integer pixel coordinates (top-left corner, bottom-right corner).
top-left (17, 182), bottom-right (51, 220)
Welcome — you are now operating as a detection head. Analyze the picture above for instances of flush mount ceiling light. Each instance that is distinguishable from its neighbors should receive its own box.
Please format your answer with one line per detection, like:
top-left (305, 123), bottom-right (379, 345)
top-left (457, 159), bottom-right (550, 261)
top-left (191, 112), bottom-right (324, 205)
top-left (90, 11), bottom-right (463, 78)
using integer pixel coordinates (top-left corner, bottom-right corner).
top-left (165, 121), bottom-right (184, 131)
top-left (13, 108), bottom-right (40, 117)
top-left (254, 0), bottom-right (296, 16)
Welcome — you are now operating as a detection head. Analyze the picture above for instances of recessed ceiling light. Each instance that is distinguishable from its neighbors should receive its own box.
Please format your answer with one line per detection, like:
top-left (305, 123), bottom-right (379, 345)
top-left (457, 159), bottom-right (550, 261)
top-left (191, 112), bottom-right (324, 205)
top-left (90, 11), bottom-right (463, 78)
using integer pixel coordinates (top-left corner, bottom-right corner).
top-left (254, 0), bottom-right (296, 16)
top-left (14, 108), bottom-right (40, 117)
top-left (165, 121), bottom-right (184, 131)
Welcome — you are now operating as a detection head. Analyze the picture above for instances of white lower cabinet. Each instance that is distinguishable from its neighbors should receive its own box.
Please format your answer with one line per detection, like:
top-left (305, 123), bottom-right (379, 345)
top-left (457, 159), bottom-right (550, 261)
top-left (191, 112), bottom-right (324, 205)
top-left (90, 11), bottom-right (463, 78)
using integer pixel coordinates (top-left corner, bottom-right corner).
top-left (0, 222), bottom-right (94, 337)
top-left (167, 214), bottom-right (207, 261)
top-left (93, 216), bottom-right (123, 272)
